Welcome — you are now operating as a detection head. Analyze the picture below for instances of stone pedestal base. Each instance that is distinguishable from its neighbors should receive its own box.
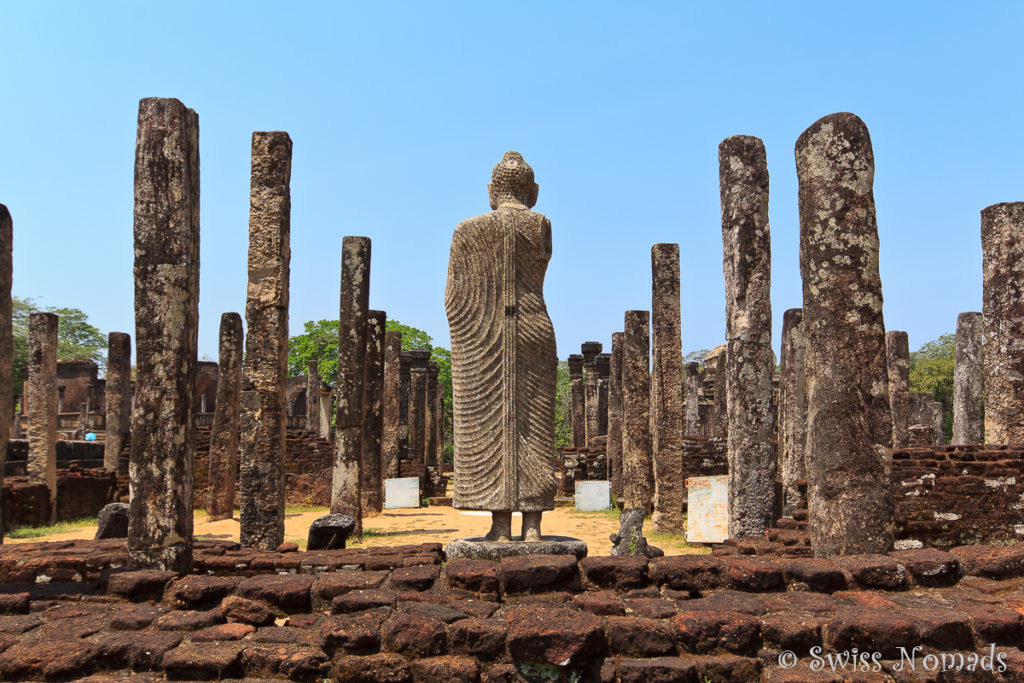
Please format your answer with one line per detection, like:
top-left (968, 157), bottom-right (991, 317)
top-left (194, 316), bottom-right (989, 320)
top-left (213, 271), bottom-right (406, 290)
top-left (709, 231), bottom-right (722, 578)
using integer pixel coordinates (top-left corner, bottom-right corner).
top-left (445, 536), bottom-right (587, 561)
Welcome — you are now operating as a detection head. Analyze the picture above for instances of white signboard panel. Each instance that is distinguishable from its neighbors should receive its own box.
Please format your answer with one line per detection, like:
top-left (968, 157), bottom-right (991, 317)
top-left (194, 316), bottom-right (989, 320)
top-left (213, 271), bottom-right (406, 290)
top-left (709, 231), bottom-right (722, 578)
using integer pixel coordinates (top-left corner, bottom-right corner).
top-left (575, 480), bottom-right (611, 511)
top-left (384, 477), bottom-right (420, 509)
top-left (686, 475), bottom-right (729, 543)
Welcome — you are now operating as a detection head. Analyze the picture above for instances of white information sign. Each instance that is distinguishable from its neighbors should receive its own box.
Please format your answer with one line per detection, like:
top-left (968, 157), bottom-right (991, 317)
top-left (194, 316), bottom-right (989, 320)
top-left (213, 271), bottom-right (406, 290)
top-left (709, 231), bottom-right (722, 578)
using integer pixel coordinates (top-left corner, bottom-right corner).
top-left (384, 477), bottom-right (421, 509)
top-left (575, 480), bottom-right (611, 511)
top-left (686, 475), bottom-right (729, 543)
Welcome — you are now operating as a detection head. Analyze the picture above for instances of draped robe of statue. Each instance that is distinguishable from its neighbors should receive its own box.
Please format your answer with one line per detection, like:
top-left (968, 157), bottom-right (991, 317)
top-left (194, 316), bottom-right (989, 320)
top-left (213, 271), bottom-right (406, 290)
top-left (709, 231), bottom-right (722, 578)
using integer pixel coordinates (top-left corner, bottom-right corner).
top-left (445, 172), bottom-right (557, 519)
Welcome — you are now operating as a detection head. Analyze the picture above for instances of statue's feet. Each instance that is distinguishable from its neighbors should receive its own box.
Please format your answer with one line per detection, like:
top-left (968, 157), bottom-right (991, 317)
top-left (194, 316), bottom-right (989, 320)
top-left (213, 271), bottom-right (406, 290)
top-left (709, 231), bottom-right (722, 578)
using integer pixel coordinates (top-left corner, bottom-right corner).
top-left (521, 511), bottom-right (543, 542)
top-left (485, 511), bottom-right (512, 542)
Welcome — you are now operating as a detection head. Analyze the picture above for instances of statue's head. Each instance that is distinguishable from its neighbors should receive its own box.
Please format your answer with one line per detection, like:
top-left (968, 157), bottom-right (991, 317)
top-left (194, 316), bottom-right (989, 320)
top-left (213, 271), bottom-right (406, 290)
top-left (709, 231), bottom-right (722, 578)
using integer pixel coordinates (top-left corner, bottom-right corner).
top-left (488, 151), bottom-right (538, 209)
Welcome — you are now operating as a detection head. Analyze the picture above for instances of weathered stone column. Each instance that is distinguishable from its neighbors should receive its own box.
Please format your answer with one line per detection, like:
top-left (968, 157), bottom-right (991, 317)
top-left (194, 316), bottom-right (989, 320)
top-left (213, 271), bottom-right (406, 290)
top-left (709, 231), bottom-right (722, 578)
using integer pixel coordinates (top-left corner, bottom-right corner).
top-left (582, 342), bottom-right (602, 448)
top-left (596, 354), bottom-right (610, 438)
top-left (886, 331), bottom-right (911, 449)
top-left (720, 135), bottom-right (775, 538)
top-left (306, 362), bottom-right (320, 436)
top-left (333, 236), bottom-right (370, 533)
top-left (713, 351), bottom-right (728, 438)
top-left (398, 351), bottom-right (411, 464)
top-left (28, 312), bottom-right (58, 522)
top-left (982, 203), bottom-right (1024, 445)
top-left (568, 354), bottom-right (585, 448)
top-left (129, 97), bottom-right (199, 572)
top-left (408, 349), bottom-right (430, 465)
top-left (206, 313), bottom-right (243, 522)
top-left (650, 243), bottom-right (684, 531)
top-left (621, 311), bottom-right (653, 511)
top-left (238, 131), bottom-right (292, 550)
top-left (425, 361), bottom-right (438, 470)
top-left (796, 112), bottom-right (893, 556)
top-left (930, 402), bottom-right (945, 445)
top-left (361, 310), bottom-right (386, 514)
top-left (57, 386), bottom-right (65, 414)
top-left (105, 332), bottom-right (131, 473)
top-left (953, 311), bottom-right (984, 445)
top-left (382, 330), bottom-right (402, 481)
top-left (0, 205), bottom-right (11, 540)
top-left (778, 308), bottom-right (807, 514)
top-left (684, 361), bottom-right (700, 436)
top-left (435, 381), bottom-right (445, 473)
top-left (608, 333), bottom-right (624, 498)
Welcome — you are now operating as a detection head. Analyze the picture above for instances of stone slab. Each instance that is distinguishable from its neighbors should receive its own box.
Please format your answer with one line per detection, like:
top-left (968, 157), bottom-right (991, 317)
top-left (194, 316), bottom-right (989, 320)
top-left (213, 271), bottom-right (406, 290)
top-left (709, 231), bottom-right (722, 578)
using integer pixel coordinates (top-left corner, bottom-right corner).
top-left (445, 536), bottom-right (587, 561)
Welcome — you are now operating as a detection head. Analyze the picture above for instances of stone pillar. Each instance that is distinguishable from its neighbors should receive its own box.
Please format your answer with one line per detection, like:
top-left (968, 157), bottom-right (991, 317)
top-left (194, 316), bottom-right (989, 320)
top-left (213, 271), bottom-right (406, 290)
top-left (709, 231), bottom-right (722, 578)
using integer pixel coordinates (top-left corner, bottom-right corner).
top-left (713, 352), bottom-right (728, 438)
top-left (408, 349), bottom-right (430, 466)
top-left (57, 386), bottom-right (65, 414)
top-left (930, 402), bottom-right (945, 445)
top-left (720, 135), bottom-right (775, 538)
top-left (886, 331), bottom-right (911, 449)
top-left (28, 312), bottom-right (58, 522)
top-left (684, 362), bottom-right (700, 436)
top-left (953, 311), bottom-right (984, 445)
top-left (649, 243), bottom-right (684, 531)
top-left (206, 313), bottom-right (243, 522)
top-left (608, 333), bottom-right (624, 499)
top-left (104, 332), bottom-right (131, 473)
top-left (398, 351), bottom-right (412, 464)
top-left (333, 236), bottom-right (370, 533)
top-left (982, 203), bottom-right (1024, 445)
top-left (582, 342), bottom-right (602, 448)
top-left (435, 381), bottom-right (445, 473)
top-left (778, 309), bottom-right (807, 514)
top-left (319, 392), bottom-right (332, 440)
top-left (238, 131), bottom-right (292, 550)
top-left (361, 310), bottom-right (386, 514)
top-left (425, 361), bottom-right (439, 470)
top-left (796, 112), bottom-right (893, 556)
top-left (568, 354), bottom-right (585, 448)
top-left (596, 354), bottom-right (610, 438)
top-left (382, 330), bottom-right (402, 481)
top-left (129, 97), bottom-right (200, 572)
top-left (306, 362), bottom-right (320, 436)
top-left (621, 311), bottom-right (653, 511)
top-left (0, 205), bottom-right (9, 540)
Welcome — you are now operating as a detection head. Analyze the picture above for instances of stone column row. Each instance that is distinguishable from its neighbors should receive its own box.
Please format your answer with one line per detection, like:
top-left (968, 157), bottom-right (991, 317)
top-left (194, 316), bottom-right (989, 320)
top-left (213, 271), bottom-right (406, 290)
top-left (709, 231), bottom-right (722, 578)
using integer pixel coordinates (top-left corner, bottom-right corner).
top-left (650, 243), bottom-right (683, 532)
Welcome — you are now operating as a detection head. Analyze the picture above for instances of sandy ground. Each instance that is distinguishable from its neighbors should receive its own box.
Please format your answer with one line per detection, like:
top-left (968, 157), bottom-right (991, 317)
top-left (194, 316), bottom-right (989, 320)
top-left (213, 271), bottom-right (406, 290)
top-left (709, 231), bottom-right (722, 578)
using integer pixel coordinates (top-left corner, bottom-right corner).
top-left (9, 505), bottom-right (707, 557)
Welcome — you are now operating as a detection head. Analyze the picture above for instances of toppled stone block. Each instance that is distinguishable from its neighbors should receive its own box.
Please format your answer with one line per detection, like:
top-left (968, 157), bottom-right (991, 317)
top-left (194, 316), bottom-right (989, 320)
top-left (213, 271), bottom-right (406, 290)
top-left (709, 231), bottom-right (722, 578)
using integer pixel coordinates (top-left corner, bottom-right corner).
top-left (94, 502), bottom-right (129, 539)
top-left (107, 569), bottom-right (177, 600)
top-left (221, 595), bottom-right (276, 626)
top-left (306, 513), bottom-right (356, 550)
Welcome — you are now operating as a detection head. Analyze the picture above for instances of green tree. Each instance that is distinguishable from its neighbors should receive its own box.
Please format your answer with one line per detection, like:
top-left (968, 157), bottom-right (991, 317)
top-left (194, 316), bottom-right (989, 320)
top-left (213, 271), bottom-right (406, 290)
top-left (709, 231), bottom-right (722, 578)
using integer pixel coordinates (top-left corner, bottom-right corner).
top-left (685, 348), bottom-right (711, 370)
top-left (12, 297), bottom-right (106, 397)
top-left (554, 360), bottom-right (571, 450)
top-left (909, 333), bottom-right (954, 443)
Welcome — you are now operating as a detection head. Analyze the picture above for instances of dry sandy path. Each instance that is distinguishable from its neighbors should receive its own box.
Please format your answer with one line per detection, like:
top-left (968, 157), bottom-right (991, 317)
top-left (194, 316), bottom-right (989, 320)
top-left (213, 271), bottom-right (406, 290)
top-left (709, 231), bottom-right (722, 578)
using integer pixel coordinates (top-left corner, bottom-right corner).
top-left (9, 505), bottom-right (706, 556)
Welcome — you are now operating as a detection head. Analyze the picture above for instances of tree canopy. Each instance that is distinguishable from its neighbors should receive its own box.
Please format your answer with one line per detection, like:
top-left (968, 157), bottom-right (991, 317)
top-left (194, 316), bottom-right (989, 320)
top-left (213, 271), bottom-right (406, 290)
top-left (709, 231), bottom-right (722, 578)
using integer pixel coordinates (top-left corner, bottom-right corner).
top-left (909, 333), bottom-right (954, 442)
top-left (12, 297), bottom-right (106, 397)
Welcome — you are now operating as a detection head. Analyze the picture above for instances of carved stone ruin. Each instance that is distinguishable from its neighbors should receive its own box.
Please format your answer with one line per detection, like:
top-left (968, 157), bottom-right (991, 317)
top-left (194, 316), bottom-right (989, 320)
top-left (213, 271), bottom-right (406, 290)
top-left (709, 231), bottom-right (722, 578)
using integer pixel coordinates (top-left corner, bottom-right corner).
top-left (207, 313), bottom-right (243, 522)
top-left (333, 236), bottom-right (370, 535)
top-left (104, 332), bottom-right (131, 473)
top-left (445, 151), bottom-right (558, 545)
top-left (796, 112), bottom-right (893, 556)
top-left (621, 310), bottom-right (653, 512)
top-left (306, 361), bottom-right (320, 437)
top-left (650, 243), bottom-right (684, 532)
top-left (582, 341), bottom-right (602, 449)
top-left (568, 354), bottom-right (585, 448)
top-left (952, 311), bottom-right (983, 445)
top-left (607, 333), bottom-right (624, 499)
top-left (982, 202), bottom-right (1024, 445)
top-left (361, 310), bottom-right (386, 514)
top-left (381, 330), bottom-right (402, 481)
top-left (239, 131), bottom-right (292, 550)
top-left (684, 361), bottom-right (700, 436)
top-left (0, 205), bottom-right (10, 539)
top-left (408, 349), bottom-right (430, 467)
top-left (720, 134), bottom-right (775, 538)
top-left (778, 308), bottom-right (807, 514)
top-left (886, 330), bottom-right (911, 449)
top-left (28, 312), bottom-right (58, 522)
top-left (129, 97), bottom-right (199, 572)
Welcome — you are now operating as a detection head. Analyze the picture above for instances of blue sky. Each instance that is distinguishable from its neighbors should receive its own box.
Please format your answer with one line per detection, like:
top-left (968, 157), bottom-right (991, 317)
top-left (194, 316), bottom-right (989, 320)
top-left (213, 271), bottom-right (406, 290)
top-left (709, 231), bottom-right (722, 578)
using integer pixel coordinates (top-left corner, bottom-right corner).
top-left (2, 3), bottom-right (1021, 365)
